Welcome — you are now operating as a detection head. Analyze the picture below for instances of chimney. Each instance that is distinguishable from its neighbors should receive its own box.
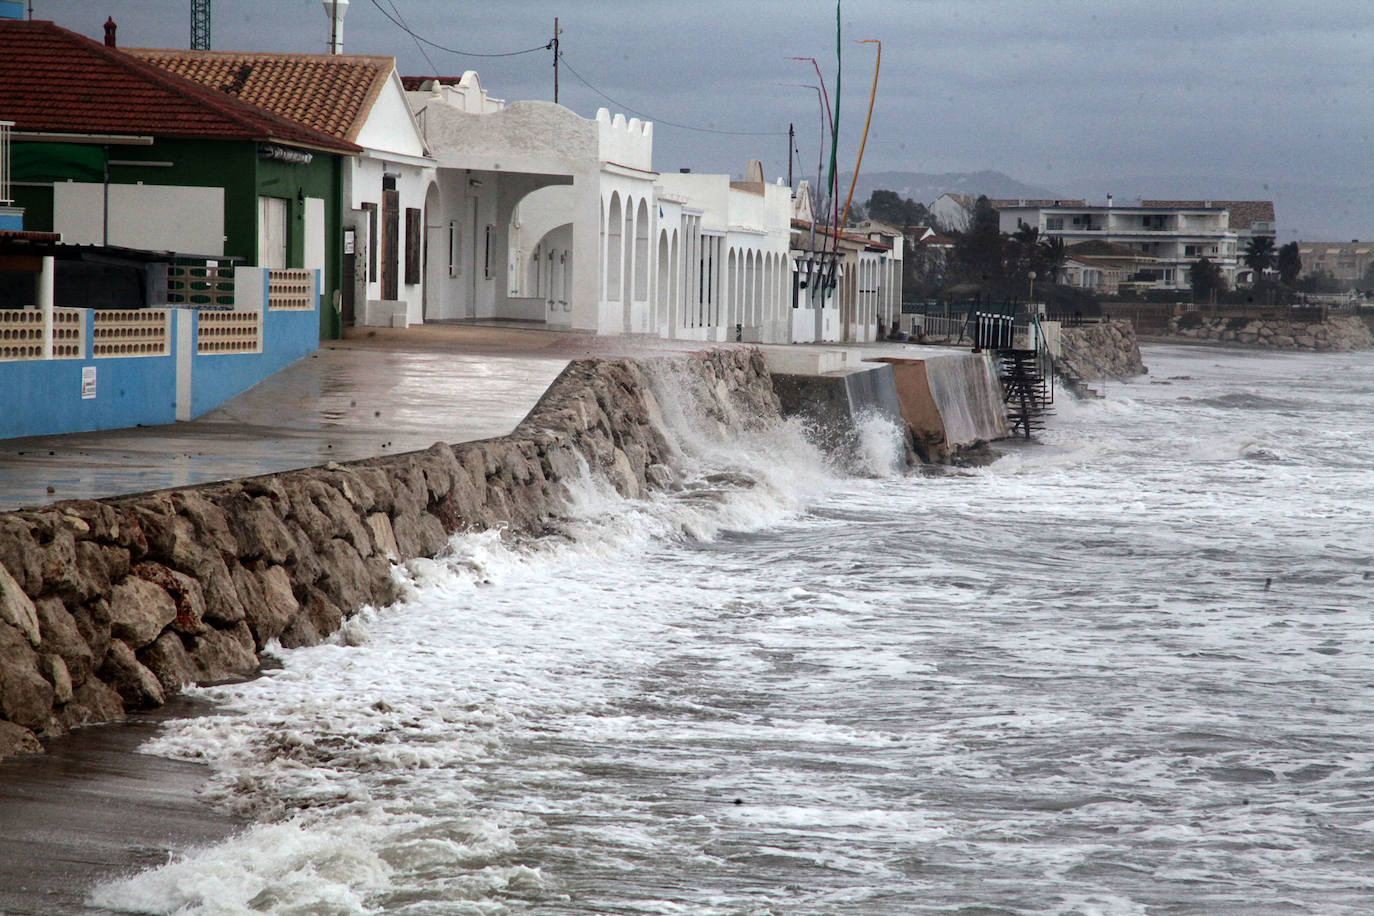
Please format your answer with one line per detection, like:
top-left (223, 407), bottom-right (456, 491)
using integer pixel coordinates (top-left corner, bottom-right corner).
top-left (103, 16), bottom-right (116, 47)
top-left (323, 0), bottom-right (350, 54)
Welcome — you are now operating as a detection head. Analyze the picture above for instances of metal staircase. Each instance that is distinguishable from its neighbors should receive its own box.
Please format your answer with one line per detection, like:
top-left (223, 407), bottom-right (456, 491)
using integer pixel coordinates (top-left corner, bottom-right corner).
top-left (973, 310), bottom-right (1056, 439)
top-left (999, 347), bottom-right (1053, 438)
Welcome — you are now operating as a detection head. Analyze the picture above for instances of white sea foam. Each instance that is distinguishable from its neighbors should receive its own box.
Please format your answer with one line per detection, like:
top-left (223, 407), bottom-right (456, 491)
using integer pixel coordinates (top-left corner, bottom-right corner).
top-left (94, 345), bottom-right (1374, 914)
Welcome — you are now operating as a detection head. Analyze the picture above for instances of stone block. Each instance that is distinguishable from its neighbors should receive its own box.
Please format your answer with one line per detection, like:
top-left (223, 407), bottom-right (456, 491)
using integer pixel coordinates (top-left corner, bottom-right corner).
top-left (99, 639), bottom-right (165, 709)
top-left (108, 574), bottom-right (177, 649)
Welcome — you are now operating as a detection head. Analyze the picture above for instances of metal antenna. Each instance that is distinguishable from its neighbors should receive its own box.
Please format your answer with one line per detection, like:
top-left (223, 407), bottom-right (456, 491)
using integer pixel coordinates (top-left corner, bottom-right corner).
top-left (190, 0), bottom-right (210, 50)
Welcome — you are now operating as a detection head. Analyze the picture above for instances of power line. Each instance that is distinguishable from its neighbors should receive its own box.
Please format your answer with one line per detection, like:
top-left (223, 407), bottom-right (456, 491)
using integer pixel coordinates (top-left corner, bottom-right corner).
top-left (557, 52), bottom-right (789, 138)
top-left (382, 0), bottom-right (438, 75)
top-left (366, 0), bottom-right (551, 58)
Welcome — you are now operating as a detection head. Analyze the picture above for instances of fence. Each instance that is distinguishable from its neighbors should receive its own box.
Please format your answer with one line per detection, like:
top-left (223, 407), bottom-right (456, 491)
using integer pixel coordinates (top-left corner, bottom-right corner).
top-left (167, 265), bottom-right (235, 308)
top-left (92, 309), bottom-right (170, 358)
top-left (1, 266), bottom-right (319, 439)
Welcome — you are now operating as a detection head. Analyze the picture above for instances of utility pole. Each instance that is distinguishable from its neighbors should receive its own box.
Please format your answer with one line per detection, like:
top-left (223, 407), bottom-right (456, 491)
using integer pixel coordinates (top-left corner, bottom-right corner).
top-left (787, 123), bottom-right (794, 189)
top-left (552, 17), bottom-right (561, 103)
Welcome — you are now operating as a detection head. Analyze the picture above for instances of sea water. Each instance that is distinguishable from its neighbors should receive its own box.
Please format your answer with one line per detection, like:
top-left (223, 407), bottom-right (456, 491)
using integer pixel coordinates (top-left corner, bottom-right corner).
top-left (93, 344), bottom-right (1374, 915)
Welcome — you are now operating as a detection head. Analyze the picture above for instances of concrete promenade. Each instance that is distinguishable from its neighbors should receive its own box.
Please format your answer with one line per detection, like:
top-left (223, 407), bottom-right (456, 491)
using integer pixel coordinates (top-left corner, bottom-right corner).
top-left (0, 323), bottom-right (961, 511)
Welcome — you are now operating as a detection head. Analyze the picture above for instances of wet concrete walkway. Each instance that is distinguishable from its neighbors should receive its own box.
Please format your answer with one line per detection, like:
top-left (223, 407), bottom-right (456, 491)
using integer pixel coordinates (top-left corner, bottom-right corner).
top-left (0, 325), bottom-right (591, 511)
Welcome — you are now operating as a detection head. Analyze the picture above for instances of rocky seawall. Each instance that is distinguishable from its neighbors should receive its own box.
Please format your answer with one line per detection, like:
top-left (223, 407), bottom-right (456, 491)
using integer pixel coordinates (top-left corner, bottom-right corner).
top-left (1057, 320), bottom-right (1148, 382)
top-left (0, 350), bottom-right (780, 758)
top-left (1162, 314), bottom-right (1374, 351)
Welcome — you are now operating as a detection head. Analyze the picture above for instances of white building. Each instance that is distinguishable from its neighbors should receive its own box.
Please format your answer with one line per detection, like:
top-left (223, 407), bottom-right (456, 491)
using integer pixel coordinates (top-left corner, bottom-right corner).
top-left (132, 48), bottom-right (439, 327)
top-left (409, 73), bottom-right (664, 335)
top-left (998, 200), bottom-right (1240, 291)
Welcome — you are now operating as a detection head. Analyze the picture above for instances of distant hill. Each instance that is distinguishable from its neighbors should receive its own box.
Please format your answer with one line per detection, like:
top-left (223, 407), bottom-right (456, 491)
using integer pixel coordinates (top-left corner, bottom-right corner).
top-left (842, 170), bottom-right (1062, 212)
top-left (844, 169), bottom-right (1372, 243)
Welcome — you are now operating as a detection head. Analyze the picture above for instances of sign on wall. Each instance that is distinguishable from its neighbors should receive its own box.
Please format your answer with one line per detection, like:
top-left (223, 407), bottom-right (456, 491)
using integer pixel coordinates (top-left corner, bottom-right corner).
top-left (81, 365), bottom-right (97, 399)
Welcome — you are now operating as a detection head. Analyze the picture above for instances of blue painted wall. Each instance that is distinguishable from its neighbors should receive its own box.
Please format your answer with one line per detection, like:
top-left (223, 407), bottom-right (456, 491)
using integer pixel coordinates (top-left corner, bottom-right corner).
top-left (0, 353), bottom-right (178, 438)
top-left (1, 273), bottom-right (320, 440)
top-left (189, 308), bottom-right (319, 417)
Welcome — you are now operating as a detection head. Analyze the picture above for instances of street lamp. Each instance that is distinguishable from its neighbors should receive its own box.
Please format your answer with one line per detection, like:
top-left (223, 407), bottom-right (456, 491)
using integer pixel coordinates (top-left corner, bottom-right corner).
top-left (1028, 270), bottom-right (1037, 302)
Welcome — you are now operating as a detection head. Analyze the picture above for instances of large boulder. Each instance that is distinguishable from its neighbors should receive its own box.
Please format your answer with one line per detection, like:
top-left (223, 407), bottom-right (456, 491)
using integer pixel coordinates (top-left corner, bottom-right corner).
top-left (99, 639), bottom-right (165, 709)
top-left (0, 622), bottom-right (54, 730)
top-left (108, 574), bottom-right (177, 650)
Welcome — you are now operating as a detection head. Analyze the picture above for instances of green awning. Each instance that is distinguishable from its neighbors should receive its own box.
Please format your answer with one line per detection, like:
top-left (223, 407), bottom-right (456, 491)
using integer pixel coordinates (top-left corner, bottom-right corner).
top-left (11, 143), bottom-right (105, 183)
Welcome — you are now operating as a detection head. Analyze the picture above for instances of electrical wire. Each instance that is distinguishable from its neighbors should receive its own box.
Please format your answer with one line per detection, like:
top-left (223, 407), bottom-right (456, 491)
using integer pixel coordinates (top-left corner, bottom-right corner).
top-left (557, 52), bottom-right (788, 138)
top-left (382, 0), bottom-right (439, 76)
top-left (366, 0), bottom-right (551, 58)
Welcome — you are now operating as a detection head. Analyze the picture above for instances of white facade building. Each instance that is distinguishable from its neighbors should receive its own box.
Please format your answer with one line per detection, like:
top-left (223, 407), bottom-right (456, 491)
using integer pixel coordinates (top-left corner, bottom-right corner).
top-left (406, 72), bottom-right (896, 343)
top-left (999, 201), bottom-right (1240, 291)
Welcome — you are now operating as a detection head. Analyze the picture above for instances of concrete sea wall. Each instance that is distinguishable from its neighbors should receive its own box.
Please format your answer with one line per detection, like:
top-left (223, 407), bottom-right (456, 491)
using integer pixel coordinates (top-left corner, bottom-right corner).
top-left (0, 349), bottom-right (780, 757)
top-left (1163, 314), bottom-right (1374, 351)
top-left (772, 352), bottom-right (1009, 465)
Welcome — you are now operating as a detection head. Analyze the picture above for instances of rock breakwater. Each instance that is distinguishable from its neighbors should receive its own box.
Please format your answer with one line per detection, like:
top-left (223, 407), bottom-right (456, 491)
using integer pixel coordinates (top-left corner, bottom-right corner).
top-left (1057, 320), bottom-right (1147, 382)
top-left (1164, 314), bottom-right (1373, 351)
top-left (0, 350), bottom-right (780, 758)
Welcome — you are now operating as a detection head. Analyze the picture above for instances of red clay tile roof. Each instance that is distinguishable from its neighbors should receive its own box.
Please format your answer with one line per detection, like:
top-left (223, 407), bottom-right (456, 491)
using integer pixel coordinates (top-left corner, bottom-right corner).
top-left (127, 49), bottom-right (392, 144)
top-left (0, 20), bottom-right (357, 154)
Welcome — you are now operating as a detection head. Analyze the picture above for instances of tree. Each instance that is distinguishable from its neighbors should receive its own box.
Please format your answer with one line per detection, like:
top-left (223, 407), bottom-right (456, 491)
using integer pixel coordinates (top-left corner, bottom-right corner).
top-left (1190, 257), bottom-right (1226, 303)
top-left (1243, 235), bottom-right (1277, 277)
top-left (863, 189), bottom-right (931, 228)
top-left (951, 196), bottom-right (1010, 294)
top-left (1277, 241), bottom-right (1302, 287)
top-left (1040, 236), bottom-right (1068, 284)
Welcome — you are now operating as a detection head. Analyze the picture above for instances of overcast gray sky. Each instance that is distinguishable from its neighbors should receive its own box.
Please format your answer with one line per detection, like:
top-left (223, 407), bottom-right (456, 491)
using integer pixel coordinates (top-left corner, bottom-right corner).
top-left (35, 1), bottom-right (1374, 236)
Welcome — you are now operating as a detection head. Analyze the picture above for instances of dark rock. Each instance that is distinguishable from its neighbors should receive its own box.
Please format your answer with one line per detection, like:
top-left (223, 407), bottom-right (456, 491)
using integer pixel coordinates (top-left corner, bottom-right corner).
top-left (0, 519), bottom-right (44, 595)
top-left (131, 561), bottom-right (208, 636)
top-left (70, 598), bottom-right (113, 670)
top-left (225, 494), bottom-right (296, 564)
top-left (282, 519), bottom-right (324, 586)
top-left (187, 622), bottom-right (256, 682)
top-left (38, 652), bottom-right (73, 705)
top-left (60, 676), bottom-right (125, 729)
top-left (0, 622), bottom-right (54, 730)
top-left (99, 639), bottom-right (165, 709)
top-left (364, 513), bottom-right (400, 560)
top-left (316, 538), bottom-right (372, 612)
top-left (137, 631), bottom-right (197, 696)
top-left (107, 574), bottom-right (177, 649)
top-left (33, 597), bottom-right (94, 687)
top-left (0, 720), bottom-right (41, 757)
top-left (0, 561), bottom-right (40, 647)
top-left (280, 585), bottom-right (341, 649)
top-left (74, 540), bottom-right (113, 598)
top-left (392, 512), bottom-right (449, 559)
top-left (40, 529), bottom-right (97, 603)
top-left (173, 491), bottom-right (239, 560)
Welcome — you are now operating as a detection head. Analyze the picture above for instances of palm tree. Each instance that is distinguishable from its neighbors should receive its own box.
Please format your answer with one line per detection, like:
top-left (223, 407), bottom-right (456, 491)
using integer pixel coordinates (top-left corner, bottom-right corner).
top-left (1243, 235), bottom-right (1277, 277)
top-left (1039, 236), bottom-right (1068, 284)
top-left (1277, 241), bottom-right (1302, 287)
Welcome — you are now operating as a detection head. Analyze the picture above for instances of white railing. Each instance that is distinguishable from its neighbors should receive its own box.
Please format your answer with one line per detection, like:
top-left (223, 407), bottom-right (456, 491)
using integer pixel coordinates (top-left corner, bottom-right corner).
top-left (0, 120), bottom-right (12, 206)
top-left (197, 309), bottom-right (261, 354)
top-left (911, 313), bottom-right (970, 341)
top-left (92, 309), bottom-right (170, 358)
top-left (267, 268), bottom-right (314, 310)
